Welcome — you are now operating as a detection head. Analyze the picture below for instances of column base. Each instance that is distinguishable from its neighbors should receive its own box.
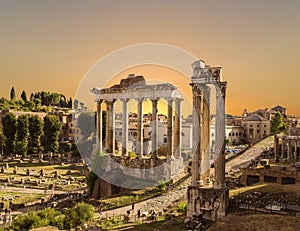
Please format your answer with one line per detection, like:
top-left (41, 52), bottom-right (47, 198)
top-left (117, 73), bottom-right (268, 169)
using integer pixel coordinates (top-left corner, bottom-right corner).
top-left (187, 185), bottom-right (229, 221)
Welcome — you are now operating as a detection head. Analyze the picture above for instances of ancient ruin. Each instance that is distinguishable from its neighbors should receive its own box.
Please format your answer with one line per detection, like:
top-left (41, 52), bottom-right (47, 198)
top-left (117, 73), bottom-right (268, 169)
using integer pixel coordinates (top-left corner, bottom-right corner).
top-left (274, 122), bottom-right (300, 161)
top-left (187, 60), bottom-right (229, 221)
top-left (90, 74), bottom-right (185, 197)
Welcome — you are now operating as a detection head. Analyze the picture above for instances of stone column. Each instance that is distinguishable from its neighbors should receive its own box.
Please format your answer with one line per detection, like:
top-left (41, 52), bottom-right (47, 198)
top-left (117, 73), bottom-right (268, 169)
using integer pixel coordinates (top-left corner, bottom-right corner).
top-left (287, 140), bottom-right (291, 159)
top-left (214, 82), bottom-right (227, 188)
top-left (137, 99), bottom-right (144, 156)
top-left (122, 99), bottom-right (129, 156)
top-left (174, 99), bottom-right (182, 158)
top-left (96, 100), bottom-right (103, 152)
top-left (294, 139), bottom-right (297, 159)
top-left (106, 100), bottom-right (116, 154)
top-left (274, 135), bottom-right (279, 157)
top-left (281, 138), bottom-right (285, 159)
top-left (151, 98), bottom-right (159, 159)
top-left (167, 99), bottom-right (173, 157)
top-left (191, 84), bottom-right (201, 185)
top-left (199, 85), bottom-right (211, 183)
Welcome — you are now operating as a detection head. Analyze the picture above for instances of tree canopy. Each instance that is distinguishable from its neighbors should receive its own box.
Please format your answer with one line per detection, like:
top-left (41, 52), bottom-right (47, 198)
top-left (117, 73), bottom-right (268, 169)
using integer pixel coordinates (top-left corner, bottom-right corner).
top-left (15, 115), bottom-right (29, 156)
top-left (2, 112), bottom-right (17, 155)
top-left (43, 114), bottom-right (61, 153)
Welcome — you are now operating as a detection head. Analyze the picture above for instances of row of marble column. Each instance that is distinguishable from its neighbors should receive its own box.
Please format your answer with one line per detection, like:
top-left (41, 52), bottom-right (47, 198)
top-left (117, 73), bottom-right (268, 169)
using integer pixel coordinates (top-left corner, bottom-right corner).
top-left (96, 98), bottom-right (182, 158)
top-left (274, 135), bottom-right (299, 159)
top-left (191, 82), bottom-right (227, 188)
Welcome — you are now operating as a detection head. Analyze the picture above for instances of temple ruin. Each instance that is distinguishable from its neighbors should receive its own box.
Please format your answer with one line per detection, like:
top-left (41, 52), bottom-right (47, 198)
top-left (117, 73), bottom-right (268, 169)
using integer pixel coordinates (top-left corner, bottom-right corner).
top-left (187, 60), bottom-right (229, 221)
top-left (90, 74), bottom-right (185, 197)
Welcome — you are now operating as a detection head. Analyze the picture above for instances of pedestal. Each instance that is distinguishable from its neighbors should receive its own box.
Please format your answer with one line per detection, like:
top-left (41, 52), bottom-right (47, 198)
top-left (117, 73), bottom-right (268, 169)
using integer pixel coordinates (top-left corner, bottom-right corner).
top-left (187, 185), bottom-right (229, 221)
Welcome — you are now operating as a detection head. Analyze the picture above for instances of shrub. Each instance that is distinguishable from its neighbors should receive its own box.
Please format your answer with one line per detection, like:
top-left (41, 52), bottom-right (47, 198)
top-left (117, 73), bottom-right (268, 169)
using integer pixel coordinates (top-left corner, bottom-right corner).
top-left (176, 201), bottom-right (187, 213)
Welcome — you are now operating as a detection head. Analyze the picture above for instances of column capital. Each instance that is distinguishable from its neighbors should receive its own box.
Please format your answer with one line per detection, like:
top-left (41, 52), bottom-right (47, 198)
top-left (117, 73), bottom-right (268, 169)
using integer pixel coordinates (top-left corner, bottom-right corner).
top-left (137, 98), bottom-right (145, 103)
top-left (190, 83), bottom-right (202, 96)
top-left (120, 98), bottom-right (130, 103)
top-left (175, 98), bottom-right (184, 103)
top-left (105, 99), bottom-right (116, 104)
top-left (165, 97), bottom-right (174, 103)
top-left (151, 98), bottom-right (159, 102)
top-left (217, 81), bottom-right (227, 98)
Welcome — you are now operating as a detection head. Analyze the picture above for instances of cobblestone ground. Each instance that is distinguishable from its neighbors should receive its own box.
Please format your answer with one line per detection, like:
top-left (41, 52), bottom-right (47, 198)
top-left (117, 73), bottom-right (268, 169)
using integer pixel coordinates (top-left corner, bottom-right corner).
top-left (99, 178), bottom-right (190, 219)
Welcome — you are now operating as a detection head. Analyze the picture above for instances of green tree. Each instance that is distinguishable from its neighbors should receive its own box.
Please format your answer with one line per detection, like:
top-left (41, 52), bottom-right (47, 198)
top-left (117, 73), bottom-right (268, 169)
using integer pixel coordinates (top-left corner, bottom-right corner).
top-left (67, 97), bottom-right (73, 108)
top-left (74, 99), bottom-right (79, 109)
top-left (271, 112), bottom-right (283, 133)
top-left (21, 90), bottom-right (27, 102)
top-left (2, 112), bottom-right (17, 155)
top-left (28, 115), bottom-right (43, 154)
top-left (59, 95), bottom-right (67, 108)
top-left (77, 112), bottom-right (95, 137)
top-left (10, 87), bottom-right (16, 100)
top-left (63, 202), bottom-right (94, 229)
top-left (0, 128), bottom-right (6, 155)
top-left (43, 114), bottom-right (61, 153)
top-left (15, 115), bottom-right (29, 156)
top-left (30, 93), bottom-right (35, 101)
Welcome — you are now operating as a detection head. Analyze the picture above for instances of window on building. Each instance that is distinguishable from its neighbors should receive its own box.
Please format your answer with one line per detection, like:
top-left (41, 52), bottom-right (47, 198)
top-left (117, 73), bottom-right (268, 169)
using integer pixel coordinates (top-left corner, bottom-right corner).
top-left (257, 130), bottom-right (260, 134)
top-left (250, 124), bottom-right (253, 127)
top-left (229, 133), bottom-right (231, 136)
top-left (236, 132), bottom-right (238, 136)
top-left (239, 132), bottom-right (242, 136)
top-left (264, 125), bottom-right (266, 127)
top-left (257, 124), bottom-right (260, 128)
top-left (264, 130), bottom-right (266, 134)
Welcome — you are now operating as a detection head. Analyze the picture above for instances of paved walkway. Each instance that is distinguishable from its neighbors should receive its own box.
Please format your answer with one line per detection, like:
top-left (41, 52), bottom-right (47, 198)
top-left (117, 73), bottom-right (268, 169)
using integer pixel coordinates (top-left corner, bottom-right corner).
top-left (98, 178), bottom-right (190, 219)
top-left (225, 136), bottom-right (274, 172)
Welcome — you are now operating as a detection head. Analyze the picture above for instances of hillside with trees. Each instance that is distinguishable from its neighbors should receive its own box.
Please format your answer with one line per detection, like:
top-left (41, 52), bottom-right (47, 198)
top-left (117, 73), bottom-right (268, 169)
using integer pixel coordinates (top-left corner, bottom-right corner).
top-left (0, 87), bottom-right (73, 112)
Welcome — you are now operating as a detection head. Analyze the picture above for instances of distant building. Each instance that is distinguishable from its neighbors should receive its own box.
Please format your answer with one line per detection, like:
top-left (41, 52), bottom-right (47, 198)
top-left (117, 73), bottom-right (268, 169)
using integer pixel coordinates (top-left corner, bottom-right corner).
top-left (241, 114), bottom-right (270, 143)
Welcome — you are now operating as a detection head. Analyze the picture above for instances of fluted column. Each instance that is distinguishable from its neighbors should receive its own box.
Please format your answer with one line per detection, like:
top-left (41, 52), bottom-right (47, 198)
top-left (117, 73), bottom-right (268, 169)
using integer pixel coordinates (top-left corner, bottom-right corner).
top-left (214, 82), bottom-right (227, 189)
top-left (137, 99), bottom-right (144, 156)
top-left (96, 100), bottom-right (103, 152)
top-left (191, 84), bottom-right (201, 185)
top-left (200, 85), bottom-right (211, 182)
top-left (174, 98), bottom-right (182, 158)
top-left (151, 98), bottom-right (159, 158)
top-left (122, 99), bottom-right (129, 156)
top-left (167, 99), bottom-right (173, 157)
top-left (106, 100), bottom-right (116, 154)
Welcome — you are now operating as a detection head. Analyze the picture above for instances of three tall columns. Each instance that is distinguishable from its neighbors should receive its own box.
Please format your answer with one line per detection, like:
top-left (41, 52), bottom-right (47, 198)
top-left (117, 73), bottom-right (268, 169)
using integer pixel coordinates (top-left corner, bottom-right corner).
top-left (190, 82), bottom-right (227, 188)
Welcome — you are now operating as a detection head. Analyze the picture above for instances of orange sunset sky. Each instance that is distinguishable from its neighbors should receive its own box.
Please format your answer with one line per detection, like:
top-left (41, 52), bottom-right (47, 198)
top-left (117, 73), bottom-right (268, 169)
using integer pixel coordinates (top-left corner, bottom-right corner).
top-left (0, 0), bottom-right (300, 116)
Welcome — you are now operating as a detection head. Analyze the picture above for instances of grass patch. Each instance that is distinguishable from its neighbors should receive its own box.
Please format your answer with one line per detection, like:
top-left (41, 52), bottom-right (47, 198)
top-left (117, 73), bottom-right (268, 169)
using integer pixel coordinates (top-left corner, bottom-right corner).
top-left (207, 214), bottom-right (299, 231)
top-left (0, 191), bottom-right (45, 208)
